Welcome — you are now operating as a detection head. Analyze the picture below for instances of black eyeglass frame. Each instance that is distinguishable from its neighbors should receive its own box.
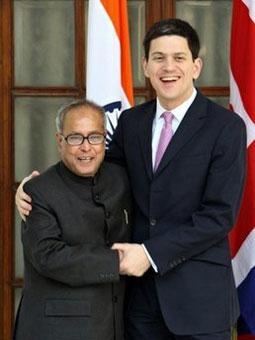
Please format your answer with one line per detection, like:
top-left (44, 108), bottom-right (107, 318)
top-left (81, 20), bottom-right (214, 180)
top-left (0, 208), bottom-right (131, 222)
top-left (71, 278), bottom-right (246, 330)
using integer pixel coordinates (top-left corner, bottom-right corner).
top-left (61, 133), bottom-right (106, 146)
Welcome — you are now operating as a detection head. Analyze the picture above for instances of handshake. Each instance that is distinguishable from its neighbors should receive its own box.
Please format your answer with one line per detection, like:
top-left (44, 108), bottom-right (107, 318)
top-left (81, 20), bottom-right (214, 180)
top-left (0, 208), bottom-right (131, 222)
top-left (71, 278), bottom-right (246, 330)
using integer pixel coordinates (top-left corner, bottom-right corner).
top-left (111, 243), bottom-right (151, 277)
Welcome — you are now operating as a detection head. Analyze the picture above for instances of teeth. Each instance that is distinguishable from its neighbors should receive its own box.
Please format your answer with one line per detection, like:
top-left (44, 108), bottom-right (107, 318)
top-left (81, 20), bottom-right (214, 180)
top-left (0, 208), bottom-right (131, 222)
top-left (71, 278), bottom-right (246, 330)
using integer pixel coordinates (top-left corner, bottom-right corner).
top-left (161, 76), bottom-right (179, 81)
top-left (78, 156), bottom-right (93, 161)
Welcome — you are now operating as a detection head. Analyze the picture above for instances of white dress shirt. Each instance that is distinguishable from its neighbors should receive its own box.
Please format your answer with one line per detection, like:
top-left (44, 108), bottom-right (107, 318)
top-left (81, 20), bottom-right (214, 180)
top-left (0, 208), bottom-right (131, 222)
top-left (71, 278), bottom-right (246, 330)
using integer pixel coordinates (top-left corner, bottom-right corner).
top-left (143, 88), bottom-right (197, 272)
top-left (152, 88), bottom-right (197, 168)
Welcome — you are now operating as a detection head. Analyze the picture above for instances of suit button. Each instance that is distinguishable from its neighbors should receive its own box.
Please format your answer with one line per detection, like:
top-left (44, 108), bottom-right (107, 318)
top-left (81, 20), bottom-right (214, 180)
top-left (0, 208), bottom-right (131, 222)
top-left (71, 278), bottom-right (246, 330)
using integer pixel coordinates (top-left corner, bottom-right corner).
top-left (150, 219), bottom-right (157, 226)
top-left (95, 193), bottom-right (100, 201)
top-left (112, 296), bottom-right (118, 303)
top-left (105, 211), bottom-right (111, 218)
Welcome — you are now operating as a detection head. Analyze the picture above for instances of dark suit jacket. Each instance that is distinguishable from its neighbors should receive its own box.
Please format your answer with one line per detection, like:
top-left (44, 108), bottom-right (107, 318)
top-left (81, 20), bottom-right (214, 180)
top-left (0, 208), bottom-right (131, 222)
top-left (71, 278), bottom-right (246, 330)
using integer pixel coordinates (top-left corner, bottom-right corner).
top-left (107, 91), bottom-right (247, 335)
top-left (14, 161), bottom-right (132, 340)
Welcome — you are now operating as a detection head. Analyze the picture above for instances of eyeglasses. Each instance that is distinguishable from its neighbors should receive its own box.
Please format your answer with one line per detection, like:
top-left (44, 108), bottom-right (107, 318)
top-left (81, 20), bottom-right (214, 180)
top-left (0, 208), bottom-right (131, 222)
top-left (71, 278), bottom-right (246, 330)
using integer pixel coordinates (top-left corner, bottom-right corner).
top-left (62, 133), bottom-right (106, 146)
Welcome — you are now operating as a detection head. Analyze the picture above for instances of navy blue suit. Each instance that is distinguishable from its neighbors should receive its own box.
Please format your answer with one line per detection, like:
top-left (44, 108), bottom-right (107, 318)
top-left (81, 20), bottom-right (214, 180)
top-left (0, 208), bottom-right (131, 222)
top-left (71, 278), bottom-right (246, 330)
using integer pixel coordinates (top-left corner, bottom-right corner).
top-left (107, 91), bottom-right (246, 337)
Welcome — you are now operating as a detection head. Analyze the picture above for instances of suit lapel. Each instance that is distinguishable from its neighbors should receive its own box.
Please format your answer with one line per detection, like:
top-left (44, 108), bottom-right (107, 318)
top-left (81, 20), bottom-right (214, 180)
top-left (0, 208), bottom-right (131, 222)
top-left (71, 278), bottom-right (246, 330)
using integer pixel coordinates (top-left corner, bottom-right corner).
top-left (138, 101), bottom-right (156, 180)
top-left (155, 92), bottom-right (208, 175)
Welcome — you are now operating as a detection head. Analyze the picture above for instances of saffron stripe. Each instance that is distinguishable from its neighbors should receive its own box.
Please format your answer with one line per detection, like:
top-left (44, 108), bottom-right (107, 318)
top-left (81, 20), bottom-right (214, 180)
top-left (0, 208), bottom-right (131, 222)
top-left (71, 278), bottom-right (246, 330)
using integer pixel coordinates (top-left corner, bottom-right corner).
top-left (100, 0), bottom-right (134, 105)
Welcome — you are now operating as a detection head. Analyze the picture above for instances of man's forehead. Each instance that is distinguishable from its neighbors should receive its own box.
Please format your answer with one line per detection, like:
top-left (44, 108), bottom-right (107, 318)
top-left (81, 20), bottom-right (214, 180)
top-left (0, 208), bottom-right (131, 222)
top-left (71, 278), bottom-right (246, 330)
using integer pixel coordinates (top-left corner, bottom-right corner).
top-left (68, 106), bottom-right (99, 116)
top-left (66, 107), bottom-right (102, 121)
top-left (63, 107), bottom-right (104, 130)
top-left (150, 35), bottom-right (189, 48)
top-left (148, 37), bottom-right (192, 59)
top-left (150, 51), bottom-right (188, 56)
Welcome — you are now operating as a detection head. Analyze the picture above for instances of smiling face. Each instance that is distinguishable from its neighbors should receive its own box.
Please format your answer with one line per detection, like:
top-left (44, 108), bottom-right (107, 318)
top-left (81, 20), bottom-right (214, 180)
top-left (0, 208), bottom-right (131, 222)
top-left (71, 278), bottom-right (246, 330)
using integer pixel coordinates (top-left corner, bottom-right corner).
top-left (143, 35), bottom-right (202, 110)
top-left (56, 106), bottom-right (106, 177)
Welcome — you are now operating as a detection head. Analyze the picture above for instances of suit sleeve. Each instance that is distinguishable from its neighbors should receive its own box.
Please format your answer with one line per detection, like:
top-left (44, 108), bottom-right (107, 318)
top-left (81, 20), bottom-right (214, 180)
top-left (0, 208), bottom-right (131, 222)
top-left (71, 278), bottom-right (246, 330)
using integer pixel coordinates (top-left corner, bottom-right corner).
top-left (144, 117), bottom-right (247, 276)
top-left (22, 182), bottom-right (120, 287)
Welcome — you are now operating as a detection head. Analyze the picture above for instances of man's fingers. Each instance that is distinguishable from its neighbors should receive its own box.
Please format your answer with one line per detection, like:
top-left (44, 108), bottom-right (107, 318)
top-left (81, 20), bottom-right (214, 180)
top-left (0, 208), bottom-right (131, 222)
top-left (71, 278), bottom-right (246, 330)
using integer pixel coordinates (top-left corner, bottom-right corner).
top-left (19, 212), bottom-right (27, 222)
top-left (15, 171), bottom-right (40, 219)
top-left (20, 170), bottom-right (40, 188)
top-left (16, 188), bottom-right (32, 205)
top-left (116, 250), bottom-right (124, 262)
top-left (20, 171), bottom-right (39, 187)
top-left (19, 191), bottom-right (32, 203)
top-left (19, 199), bottom-right (32, 211)
top-left (16, 199), bottom-right (32, 222)
top-left (18, 170), bottom-right (40, 201)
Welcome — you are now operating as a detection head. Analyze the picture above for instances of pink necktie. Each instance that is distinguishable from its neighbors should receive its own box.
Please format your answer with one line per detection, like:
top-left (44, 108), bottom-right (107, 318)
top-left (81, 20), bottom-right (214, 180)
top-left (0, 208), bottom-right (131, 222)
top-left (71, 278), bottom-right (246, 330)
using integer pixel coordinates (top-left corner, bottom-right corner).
top-left (154, 112), bottom-right (174, 171)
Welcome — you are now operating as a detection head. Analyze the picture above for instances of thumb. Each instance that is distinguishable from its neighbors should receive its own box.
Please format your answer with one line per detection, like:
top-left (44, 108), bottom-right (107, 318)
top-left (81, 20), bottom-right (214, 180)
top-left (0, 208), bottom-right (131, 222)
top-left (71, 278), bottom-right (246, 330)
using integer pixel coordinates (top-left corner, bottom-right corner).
top-left (31, 170), bottom-right (40, 178)
top-left (111, 243), bottom-right (128, 251)
top-left (21, 170), bottom-right (40, 186)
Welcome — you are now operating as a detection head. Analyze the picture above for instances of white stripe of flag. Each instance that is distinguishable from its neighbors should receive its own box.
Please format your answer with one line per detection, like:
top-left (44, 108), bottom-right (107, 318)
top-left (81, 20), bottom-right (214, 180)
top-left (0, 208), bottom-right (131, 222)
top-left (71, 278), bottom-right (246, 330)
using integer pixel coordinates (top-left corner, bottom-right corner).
top-left (86, 0), bottom-right (133, 144)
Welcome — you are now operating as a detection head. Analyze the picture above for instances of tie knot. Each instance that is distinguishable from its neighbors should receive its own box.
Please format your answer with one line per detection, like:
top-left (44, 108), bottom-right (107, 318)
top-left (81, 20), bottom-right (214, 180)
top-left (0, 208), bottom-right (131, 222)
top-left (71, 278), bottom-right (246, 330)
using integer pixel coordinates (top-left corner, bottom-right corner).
top-left (162, 111), bottom-right (173, 124)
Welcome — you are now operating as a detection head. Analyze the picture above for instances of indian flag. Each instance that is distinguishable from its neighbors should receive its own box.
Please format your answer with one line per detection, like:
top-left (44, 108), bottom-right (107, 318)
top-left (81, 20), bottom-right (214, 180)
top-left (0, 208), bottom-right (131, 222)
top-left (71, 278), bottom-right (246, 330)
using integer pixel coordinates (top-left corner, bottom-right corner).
top-left (86, 0), bottom-right (134, 144)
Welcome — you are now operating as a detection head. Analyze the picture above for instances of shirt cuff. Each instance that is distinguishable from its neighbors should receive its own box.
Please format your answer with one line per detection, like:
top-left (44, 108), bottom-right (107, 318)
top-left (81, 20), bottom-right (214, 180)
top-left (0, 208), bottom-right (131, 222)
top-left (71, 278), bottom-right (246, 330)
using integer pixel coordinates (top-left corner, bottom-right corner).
top-left (141, 244), bottom-right (158, 273)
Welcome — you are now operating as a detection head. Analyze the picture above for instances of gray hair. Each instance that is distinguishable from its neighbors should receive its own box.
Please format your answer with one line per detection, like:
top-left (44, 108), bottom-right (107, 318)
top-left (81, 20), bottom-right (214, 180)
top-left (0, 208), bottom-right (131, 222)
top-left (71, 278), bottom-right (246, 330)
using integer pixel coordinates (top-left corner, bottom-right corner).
top-left (55, 99), bottom-right (106, 132)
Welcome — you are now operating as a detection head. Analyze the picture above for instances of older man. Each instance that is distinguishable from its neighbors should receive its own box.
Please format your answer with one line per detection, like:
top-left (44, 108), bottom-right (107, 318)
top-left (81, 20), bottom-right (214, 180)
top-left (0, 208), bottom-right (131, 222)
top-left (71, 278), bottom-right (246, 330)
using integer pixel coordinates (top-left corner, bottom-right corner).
top-left (13, 100), bottom-right (132, 340)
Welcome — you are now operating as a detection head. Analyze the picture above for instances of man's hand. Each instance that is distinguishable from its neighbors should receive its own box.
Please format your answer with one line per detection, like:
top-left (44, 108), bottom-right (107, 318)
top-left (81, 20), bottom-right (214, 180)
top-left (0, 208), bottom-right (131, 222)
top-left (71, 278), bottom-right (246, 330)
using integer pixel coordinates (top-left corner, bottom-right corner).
top-left (112, 243), bottom-right (151, 277)
top-left (15, 171), bottom-right (40, 221)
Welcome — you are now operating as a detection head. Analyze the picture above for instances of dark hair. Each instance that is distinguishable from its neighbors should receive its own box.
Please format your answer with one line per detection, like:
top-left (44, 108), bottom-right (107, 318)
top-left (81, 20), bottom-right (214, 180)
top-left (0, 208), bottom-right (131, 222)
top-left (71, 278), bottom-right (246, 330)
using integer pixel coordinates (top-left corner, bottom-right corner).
top-left (56, 99), bottom-right (105, 132)
top-left (143, 18), bottom-right (200, 60)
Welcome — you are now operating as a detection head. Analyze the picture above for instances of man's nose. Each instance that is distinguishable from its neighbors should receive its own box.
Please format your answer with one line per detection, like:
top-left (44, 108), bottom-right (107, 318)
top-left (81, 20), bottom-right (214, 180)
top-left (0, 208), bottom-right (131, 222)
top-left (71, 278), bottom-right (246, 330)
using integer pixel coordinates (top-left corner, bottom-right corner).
top-left (163, 57), bottom-right (175, 70)
top-left (79, 138), bottom-right (91, 151)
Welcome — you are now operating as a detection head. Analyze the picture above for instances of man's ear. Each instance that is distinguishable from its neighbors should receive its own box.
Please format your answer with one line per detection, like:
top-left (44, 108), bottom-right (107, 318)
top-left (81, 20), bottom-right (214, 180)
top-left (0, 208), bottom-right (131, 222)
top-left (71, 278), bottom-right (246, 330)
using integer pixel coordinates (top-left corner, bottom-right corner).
top-left (193, 57), bottom-right (203, 80)
top-left (55, 132), bottom-right (63, 151)
top-left (142, 57), bottom-right (150, 78)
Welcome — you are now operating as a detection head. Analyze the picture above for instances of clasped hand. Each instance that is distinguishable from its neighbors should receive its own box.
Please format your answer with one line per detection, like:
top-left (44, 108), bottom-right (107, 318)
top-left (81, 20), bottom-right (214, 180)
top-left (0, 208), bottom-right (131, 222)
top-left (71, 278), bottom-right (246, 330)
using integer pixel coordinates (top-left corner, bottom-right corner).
top-left (15, 171), bottom-right (40, 221)
top-left (111, 243), bottom-right (151, 277)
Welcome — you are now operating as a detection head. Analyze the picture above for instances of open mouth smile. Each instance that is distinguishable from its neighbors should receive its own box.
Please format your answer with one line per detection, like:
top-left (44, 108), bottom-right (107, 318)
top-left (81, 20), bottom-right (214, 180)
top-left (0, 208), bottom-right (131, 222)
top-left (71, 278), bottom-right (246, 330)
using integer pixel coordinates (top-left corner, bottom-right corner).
top-left (77, 156), bottom-right (94, 163)
top-left (160, 76), bottom-right (180, 83)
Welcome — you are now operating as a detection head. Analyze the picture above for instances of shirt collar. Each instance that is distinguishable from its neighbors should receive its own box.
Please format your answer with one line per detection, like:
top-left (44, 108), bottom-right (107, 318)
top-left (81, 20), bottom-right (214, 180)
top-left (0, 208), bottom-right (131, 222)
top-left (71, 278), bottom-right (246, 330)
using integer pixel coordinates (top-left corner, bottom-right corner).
top-left (155, 88), bottom-right (197, 123)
